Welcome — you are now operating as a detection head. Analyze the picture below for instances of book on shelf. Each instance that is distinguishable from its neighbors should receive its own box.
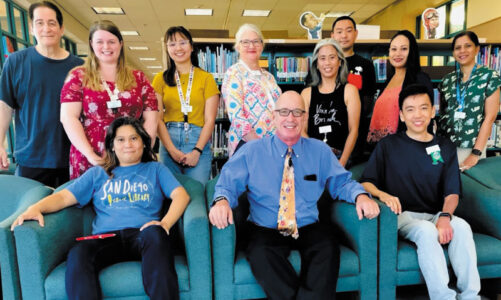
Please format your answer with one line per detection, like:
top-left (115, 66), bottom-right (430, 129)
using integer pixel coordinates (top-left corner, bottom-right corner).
top-left (433, 88), bottom-right (440, 112)
top-left (476, 45), bottom-right (501, 74)
top-left (487, 120), bottom-right (501, 149)
top-left (212, 123), bottom-right (228, 158)
top-left (197, 44), bottom-right (238, 81)
top-left (372, 56), bottom-right (388, 82)
top-left (216, 98), bottom-right (227, 119)
top-left (274, 56), bottom-right (311, 82)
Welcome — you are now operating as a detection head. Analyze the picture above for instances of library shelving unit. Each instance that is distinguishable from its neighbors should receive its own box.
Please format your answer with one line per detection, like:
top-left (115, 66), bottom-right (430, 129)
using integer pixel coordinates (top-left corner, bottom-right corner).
top-left (193, 38), bottom-right (501, 170)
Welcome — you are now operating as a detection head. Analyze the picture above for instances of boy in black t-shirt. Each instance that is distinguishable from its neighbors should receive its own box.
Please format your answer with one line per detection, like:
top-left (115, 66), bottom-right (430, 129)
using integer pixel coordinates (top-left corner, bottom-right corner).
top-left (360, 84), bottom-right (480, 300)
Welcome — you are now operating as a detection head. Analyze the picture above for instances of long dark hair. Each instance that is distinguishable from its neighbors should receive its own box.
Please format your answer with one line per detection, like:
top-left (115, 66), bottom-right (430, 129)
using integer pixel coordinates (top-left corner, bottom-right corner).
top-left (102, 117), bottom-right (157, 177)
top-left (163, 26), bottom-right (199, 87)
top-left (387, 30), bottom-right (421, 81)
top-left (452, 31), bottom-right (480, 50)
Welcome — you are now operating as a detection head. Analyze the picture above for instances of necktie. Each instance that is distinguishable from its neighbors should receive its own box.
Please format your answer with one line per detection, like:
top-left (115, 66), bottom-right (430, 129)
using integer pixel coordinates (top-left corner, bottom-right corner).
top-left (277, 148), bottom-right (298, 239)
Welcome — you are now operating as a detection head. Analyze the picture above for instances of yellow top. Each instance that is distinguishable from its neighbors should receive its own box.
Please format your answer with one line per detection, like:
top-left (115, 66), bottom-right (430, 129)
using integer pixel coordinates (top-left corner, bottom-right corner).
top-left (152, 67), bottom-right (219, 127)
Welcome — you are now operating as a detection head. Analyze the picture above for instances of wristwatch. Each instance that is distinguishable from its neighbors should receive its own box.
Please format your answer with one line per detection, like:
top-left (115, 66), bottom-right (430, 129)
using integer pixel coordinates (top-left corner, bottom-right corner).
top-left (439, 212), bottom-right (452, 220)
top-left (211, 196), bottom-right (227, 207)
top-left (471, 149), bottom-right (482, 156)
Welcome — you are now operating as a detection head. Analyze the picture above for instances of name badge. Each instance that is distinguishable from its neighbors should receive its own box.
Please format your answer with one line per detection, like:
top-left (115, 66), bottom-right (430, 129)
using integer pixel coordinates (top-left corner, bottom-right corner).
top-left (426, 145), bottom-right (440, 155)
top-left (107, 100), bottom-right (122, 109)
top-left (454, 111), bottom-right (466, 119)
top-left (319, 125), bottom-right (332, 134)
top-left (181, 105), bottom-right (193, 114)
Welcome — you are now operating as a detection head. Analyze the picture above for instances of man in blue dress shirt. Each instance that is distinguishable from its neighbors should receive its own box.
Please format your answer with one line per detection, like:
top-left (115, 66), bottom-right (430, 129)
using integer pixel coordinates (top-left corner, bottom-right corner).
top-left (209, 90), bottom-right (379, 300)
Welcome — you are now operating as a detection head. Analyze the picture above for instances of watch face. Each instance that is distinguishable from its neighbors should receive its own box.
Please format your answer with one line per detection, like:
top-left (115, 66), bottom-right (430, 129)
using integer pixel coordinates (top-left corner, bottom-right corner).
top-left (471, 149), bottom-right (482, 156)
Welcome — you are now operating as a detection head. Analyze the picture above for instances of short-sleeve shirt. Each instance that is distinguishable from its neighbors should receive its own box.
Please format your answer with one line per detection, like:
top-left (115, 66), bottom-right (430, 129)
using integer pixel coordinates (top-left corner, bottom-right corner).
top-left (151, 68), bottom-right (219, 127)
top-left (60, 67), bottom-right (158, 179)
top-left (66, 162), bottom-right (181, 234)
top-left (438, 65), bottom-right (501, 148)
top-left (360, 131), bottom-right (460, 213)
top-left (0, 47), bottom-right (83, 168)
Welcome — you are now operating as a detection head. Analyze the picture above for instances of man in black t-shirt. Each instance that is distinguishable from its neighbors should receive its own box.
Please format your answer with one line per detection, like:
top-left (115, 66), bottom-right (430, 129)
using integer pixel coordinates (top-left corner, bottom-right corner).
top-left (360, 84), bottom-right (480, 300)
top-left (331, 16), bottom-right (376, 163)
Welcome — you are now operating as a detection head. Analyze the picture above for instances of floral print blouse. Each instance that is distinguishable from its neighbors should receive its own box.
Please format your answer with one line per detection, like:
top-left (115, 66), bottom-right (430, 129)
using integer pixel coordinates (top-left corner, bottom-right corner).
top-left (60, 67), bottom-right (157, 179)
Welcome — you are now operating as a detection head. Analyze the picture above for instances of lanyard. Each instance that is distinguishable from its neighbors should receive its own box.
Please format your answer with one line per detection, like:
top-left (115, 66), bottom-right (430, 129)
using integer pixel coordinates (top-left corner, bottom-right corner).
top-left (238, 60), bottom-right (277, 110)
top-left (102, 79), bottom-right (121, 111)
top-left (455, 63), bottom-right (477, 112)
top-left (175, 66), bottom-right (195, 123)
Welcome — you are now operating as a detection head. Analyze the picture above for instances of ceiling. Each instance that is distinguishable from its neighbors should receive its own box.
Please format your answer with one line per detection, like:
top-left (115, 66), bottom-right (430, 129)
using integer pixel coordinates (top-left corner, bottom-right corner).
top-left (29, 0), bottom-right (399, 77)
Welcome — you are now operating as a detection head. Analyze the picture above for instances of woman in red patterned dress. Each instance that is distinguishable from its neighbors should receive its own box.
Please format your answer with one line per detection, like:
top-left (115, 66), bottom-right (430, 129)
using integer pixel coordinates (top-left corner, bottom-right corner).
top-left (60, 20), bottom-right (158, 179)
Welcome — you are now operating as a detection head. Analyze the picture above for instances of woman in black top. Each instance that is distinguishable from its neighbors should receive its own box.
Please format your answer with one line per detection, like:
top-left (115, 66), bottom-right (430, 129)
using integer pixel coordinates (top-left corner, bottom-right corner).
top-left (301, 39), bottom-right (361, 167)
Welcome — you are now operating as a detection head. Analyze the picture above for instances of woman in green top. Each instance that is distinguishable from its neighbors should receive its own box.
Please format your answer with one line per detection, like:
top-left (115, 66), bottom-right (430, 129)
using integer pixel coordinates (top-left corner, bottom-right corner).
top-left (438, 31), bottom-right (500, 171)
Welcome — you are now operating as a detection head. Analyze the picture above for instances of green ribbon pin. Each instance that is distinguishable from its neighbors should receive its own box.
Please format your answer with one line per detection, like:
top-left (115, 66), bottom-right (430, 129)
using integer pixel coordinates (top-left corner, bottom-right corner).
top-left (430, 150), bottom-right (444, 165)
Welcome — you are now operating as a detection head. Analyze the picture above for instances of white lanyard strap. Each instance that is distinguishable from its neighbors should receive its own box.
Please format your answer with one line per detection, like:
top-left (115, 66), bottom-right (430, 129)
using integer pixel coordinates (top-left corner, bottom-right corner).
top-left (102, 79), bottom-right (120, 101)
top-left (175, 66), bottom-right (195, 116)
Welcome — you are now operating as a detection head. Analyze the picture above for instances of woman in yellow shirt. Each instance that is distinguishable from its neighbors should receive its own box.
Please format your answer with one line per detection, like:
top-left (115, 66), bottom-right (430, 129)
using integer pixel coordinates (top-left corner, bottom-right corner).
top-left (152, 26), bottom-right (219, 184)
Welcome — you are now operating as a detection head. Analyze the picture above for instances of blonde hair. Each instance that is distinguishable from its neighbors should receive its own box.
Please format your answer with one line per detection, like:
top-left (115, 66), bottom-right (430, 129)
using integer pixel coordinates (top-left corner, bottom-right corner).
top-left (82, 20), bottom-right (136, 91)
top-left (234, 23), bottom-right (265, 51)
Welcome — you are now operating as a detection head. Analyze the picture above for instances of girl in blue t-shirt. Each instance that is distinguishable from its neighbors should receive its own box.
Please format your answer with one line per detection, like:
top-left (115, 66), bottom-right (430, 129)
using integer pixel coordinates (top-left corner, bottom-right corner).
top-left (12, 116), bottom-right (190, 300)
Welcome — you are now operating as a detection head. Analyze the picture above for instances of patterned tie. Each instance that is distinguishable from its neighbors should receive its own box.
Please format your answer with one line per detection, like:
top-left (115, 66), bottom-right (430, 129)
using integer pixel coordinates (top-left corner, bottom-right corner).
top-left (277, 148), bottom-right (298, 239)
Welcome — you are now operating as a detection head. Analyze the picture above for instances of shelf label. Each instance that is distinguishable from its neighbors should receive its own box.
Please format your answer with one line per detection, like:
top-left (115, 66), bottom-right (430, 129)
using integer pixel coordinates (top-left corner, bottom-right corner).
top-left (268, 39), bottom-right (286, 44)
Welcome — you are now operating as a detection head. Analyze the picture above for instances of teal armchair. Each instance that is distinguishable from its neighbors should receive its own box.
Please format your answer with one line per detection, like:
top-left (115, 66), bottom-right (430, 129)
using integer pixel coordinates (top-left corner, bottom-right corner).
top-left (464, 156), bottom-right (501, 190)
top-left (14, 174), bottom-right (212, 300)
top-left (0, 175), bottom-right (53, 300)
top-left (206, 176), bottom-right (378, 300)
top-left (377, 173), bottom-right (501, 299)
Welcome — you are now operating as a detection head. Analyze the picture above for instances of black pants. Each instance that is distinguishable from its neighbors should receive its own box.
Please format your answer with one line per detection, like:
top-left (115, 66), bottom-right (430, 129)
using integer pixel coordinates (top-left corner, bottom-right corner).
top-left (65, 226), bottom-right (179, 300)
top-left (245, 222), bottom-right (340, 300)
top-left (16, 165), bottom-right (69, 188)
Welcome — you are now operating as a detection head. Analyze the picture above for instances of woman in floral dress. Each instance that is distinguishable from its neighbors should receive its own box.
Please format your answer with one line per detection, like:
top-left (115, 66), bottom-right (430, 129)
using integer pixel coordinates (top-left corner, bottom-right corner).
top-left (60, 20), bottom-right (158, 179)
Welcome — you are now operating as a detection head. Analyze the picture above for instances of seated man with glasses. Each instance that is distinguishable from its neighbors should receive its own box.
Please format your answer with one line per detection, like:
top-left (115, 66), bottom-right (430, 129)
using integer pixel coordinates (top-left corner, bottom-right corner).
top-left (209, 91), bottom-right (380, 299)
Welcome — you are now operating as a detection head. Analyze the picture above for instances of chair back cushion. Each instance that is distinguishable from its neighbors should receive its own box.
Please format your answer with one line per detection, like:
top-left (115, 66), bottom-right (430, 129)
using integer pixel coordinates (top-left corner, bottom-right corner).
top-left (465, 156), bottom-right (501, 190)
top-left (0, 175), bottom-right (48, 220)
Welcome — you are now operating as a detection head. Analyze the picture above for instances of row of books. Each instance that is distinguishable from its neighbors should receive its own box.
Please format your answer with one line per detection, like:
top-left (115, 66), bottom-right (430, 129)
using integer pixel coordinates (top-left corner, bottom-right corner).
top-left (372, 56), bottom-right (388, 82)
top-left (487, 120), bottom-right (501, 149)
top-left (274, 56), bottom-right (311, 82)
top-left (197, 45), bottom-right (238, 81)
top-left (476, 45), bottom-right (501, 74)
top-left (212, 123), bottom-right (228, 159)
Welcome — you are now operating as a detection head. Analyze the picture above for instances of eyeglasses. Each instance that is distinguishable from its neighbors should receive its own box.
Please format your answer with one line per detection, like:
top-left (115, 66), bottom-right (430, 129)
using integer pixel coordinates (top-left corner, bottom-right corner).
top-left (274, 108), bottom-right (305, 117)
top-left (239, 39), bottom-right (263, 48)
top-left (167, 40), bottom-right (190, 48)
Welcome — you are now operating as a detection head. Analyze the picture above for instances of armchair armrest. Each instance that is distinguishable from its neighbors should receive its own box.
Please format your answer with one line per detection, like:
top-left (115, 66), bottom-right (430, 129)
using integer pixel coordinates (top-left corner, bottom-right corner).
top-left (206, 177), bottom-right (237, 300)
top-left (174, 174), bottom-right (212, 299)
top-left (0, 185), bottom-right (52, 300)
top-left (330, 200), bottom-right (377, 293)
top-left (456, 174), bottom-right (501, 240)
top-left (14, 206), bottom-right (85, 300)
top-left (376, 200), bottom-right (398, 300)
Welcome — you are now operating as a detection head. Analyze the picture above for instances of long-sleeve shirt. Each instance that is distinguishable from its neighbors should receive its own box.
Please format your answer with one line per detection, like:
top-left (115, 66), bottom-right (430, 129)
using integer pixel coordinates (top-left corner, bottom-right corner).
top-left (213, 135), bottom-right (367, 229)
top-left (221, 61), bottom-right (281, 156)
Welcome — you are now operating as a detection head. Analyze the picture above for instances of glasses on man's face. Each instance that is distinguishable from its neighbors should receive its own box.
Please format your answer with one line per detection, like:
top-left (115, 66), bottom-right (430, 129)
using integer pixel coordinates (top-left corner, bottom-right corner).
top-left (274, 108), bottom-right (305, 117)
top-left (239, 39), bottom-right (263, 48)
top-left (167, 40), bottom-right (190, 48)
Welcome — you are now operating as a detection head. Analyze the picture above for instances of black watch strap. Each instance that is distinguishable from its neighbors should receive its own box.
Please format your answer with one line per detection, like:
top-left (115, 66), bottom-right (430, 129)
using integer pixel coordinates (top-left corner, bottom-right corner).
top-left (212, 196), bottom-right (227, 207)
top-left (471, 149), bottom-right (482, 156)
top-left (193, 147), bottom-right (203, 154)
top-left (439, 212), bottom-right (452, 220)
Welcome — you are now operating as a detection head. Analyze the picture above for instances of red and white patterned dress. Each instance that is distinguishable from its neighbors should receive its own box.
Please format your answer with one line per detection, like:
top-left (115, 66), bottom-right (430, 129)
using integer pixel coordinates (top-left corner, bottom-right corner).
top-left (60, 67), bottom-right (157, 179)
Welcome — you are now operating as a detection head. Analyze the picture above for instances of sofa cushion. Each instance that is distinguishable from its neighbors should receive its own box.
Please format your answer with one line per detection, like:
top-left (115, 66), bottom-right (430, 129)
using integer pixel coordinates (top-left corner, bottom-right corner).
top-left (397, 233), bottom-right (501, 272)
top-left (45, 256), bottom-right (189, 299)
top-left (465, 156), bottom-right (501, 190)
top-left (233, 244), bottom-right (359, 285)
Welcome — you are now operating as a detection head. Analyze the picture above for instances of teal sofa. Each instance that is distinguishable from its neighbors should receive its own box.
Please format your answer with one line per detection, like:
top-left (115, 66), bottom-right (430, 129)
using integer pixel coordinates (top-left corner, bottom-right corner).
top-left (377, 173), bottom-right (501, 299)
top-left (14, 174), bottom-right (211, 300)
top-left (0, 175), bottom-right (53, 300)
top-left (206, 176), bottom-right (378, 300)
top-left (464, 156), bottom-right (501, 190)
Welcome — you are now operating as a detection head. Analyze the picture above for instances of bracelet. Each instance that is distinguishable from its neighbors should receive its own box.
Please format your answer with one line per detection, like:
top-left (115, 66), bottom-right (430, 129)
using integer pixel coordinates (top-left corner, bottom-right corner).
top-left (193, 147), bottom-right (203, 154)
top-left (439, 212), bottom-right (452, 220)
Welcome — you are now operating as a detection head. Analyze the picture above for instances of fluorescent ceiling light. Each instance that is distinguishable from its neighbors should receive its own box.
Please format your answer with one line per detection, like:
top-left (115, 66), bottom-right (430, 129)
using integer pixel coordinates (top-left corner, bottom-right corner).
top-left (242, 10), bottom-right (271, 17)
top-left (129, 46), bottom-right (149, 50)
top-left (121, 31), bottom-right (139, 36)
top-left (325, 12), bottom-right (353, 18)
top-left (185, 9), bottom-right (213, 16)
top-left (92, 7), bottom-right (125, 15)
top-left (139, 57), bottom-right (156, 61)
top-left (146, 66), bottom-right (163, 69)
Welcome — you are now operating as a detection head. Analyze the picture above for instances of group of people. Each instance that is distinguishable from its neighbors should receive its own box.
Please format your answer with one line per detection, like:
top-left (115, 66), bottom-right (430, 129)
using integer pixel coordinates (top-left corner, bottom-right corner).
top-left (2, 1), bottom-right (500, 299)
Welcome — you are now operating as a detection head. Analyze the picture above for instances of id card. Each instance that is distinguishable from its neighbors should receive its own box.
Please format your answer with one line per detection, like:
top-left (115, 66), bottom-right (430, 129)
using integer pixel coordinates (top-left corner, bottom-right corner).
top-left (426, 145), bottom-right (440, 155)
top-left (107, 100), bottom-right (122, 109)
top-left (319, 125), bottom-right (332, 134)
top-left (454, 111), bottom-right (466, 119)
top-left (181, 104), bottom-right (193, 114)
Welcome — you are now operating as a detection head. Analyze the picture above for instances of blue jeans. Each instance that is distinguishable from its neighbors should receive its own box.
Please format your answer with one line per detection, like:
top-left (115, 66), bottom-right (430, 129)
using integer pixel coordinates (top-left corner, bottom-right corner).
top-left (159, 122), bottom-right (212, 185)
top-left (398, 211), bottom-right (480, 300)
top-left (65, 226), bottom-right (179, 300)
